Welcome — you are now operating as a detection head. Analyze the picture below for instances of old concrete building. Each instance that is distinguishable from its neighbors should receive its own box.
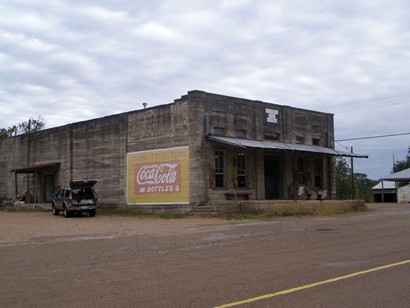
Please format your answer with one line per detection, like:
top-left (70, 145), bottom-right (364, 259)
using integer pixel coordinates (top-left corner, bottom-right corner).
top-left (0, 90), bottom-right (366, 210)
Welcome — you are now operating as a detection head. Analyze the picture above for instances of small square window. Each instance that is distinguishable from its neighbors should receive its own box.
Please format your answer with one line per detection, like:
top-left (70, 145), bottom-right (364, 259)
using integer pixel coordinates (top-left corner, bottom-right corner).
top-left (213, 127), bottom-right (225, 136)
top-left (235, 129), bottom-right (246, 139)
top-left (296, 136), bottom-right (305, 144)
top-left (312, 138), bottom-right (320, 146)
top-left (264, 132), bottom-right (280, 141)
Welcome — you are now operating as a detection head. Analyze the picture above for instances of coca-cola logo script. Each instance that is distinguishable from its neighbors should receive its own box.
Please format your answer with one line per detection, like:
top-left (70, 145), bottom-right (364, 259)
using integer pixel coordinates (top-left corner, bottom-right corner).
top-left (135, 161), bottom-right (181, 194)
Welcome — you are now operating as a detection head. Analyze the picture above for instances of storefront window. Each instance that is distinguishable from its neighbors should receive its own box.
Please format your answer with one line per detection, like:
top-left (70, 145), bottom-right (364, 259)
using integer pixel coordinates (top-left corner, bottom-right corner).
top-left (215, 150), bottom-right (224, 187)
top-left (237, 153), bottom-right (246, 187)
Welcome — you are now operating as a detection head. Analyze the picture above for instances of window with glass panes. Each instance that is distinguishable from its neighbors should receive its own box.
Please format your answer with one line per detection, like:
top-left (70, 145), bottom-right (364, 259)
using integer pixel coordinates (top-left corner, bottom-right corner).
top-left (237, 153), bottom-right (246, 187)
top-left (215, 151), bottom-right (224, 187)
top-left (297, 157), bottom-right (305, 184)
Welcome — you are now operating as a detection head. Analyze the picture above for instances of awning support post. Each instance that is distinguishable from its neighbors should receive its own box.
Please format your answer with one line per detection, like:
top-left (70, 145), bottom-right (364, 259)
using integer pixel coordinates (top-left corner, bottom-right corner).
top-left (15, 172), bottom-right (18, 199)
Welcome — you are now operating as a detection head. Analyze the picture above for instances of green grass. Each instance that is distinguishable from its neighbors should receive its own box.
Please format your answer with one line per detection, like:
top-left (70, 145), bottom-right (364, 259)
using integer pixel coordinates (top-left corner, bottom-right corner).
top-left (97, 208), bottom-right (192, 219)
top-left (217, 205), bottom-right (371, 220)
top-left (1, 204), bottom-right (372, 220)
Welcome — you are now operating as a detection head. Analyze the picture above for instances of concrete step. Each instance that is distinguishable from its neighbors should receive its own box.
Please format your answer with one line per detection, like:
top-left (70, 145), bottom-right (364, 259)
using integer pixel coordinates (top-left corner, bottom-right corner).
top-left (191, 201), bottom-right (240, 214)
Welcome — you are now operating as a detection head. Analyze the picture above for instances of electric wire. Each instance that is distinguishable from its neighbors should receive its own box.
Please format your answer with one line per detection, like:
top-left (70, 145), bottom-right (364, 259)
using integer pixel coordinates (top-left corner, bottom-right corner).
top-left (336, 132), bottom-right (410, 142)
top-left (319, 92), bottom-right (410, 113)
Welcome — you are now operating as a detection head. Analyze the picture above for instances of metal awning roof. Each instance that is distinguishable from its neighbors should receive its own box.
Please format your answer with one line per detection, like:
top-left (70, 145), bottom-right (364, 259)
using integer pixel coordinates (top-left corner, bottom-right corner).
top-left (11, 162), bottom-right (61, 174)
top-left (372, 181), bottom-right (396, 190)
top-left (380, 168), bottom-right (410, 181)
top-left (208, 136), bottom-right (368, 158)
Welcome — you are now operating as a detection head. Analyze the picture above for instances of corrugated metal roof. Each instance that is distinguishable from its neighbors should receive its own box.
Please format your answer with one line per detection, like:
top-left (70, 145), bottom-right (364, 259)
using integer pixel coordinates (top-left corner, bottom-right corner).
top-left (372, 181), bottom-right (396, 190)
top-left (381, 168), bottom-right (410, 181)
top-left (208, 136), bottom-right (368, 158)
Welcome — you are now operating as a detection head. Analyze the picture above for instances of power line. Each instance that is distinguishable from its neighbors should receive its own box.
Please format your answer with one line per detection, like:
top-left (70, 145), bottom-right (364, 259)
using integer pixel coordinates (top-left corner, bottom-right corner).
top-left (319, 92), bottom-right (410, 113)
top-left (336, 132), bottom-right (410, 142)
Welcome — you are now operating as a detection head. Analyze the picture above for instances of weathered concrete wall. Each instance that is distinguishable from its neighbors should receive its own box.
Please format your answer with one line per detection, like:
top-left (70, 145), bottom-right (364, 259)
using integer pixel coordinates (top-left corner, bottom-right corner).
top-left (0, 114), bottom-right (129, 204)
top-left (127, 103), bottom-right (189, 152)
top-left (192, 90), bottom-right (337, 202)
top-left (0, 137), bottom-right (21, 198)
top-left (0, 90), bottom-right (339, 209)
top-left (69, 114), bottom-right (128, 204)
top-left (397, 184), bottom-right (410, 203)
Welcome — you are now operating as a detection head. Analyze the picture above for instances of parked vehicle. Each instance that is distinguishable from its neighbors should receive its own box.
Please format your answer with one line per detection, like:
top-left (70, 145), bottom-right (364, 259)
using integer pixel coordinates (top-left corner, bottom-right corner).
top-left (52, 180), bottom-right (98, 217)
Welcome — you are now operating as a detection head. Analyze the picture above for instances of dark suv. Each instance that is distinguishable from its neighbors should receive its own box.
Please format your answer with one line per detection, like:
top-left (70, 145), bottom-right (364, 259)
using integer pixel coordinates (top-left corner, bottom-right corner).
top-left (52, 180), bottom-right (98, 217)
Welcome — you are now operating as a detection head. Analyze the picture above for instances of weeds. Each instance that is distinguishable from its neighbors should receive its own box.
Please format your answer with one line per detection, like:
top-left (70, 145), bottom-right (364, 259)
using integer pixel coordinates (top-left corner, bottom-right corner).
top-left (98, 208), bottom-right (192, 219)
top-left (0, 204), bottom-right (371, 220)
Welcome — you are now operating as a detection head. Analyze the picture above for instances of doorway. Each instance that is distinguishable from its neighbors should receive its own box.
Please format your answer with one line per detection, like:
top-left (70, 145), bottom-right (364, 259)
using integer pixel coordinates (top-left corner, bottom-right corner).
top-left (44, 175), bottom-right (55, 202)
top-left (264, 158), bottom-right (282, 199)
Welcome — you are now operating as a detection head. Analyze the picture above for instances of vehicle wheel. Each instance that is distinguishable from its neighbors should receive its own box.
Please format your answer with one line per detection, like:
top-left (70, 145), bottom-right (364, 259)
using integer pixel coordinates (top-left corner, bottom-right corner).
top-left (63, 207), bottom-right (70, 218)
top-left (52, 208), bottom-right (59, 215)
top-left (89, 210), bottom-right (96, 217)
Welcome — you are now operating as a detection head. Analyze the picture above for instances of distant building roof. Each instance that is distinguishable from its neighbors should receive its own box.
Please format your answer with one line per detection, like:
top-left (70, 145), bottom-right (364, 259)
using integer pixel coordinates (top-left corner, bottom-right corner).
top-left (380, 168), bottom-right (410, 182)
top-left (372, 181), bottom-right (396, 190)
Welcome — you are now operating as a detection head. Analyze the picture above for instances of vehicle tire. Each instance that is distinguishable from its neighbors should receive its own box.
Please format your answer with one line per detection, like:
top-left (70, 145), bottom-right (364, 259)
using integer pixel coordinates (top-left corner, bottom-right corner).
top-left (89, 210), bottom-right (96, 217)
top-left (63, 207), bottom-right (70, 218)
top-left (52, 208), bottom-right (59, 215)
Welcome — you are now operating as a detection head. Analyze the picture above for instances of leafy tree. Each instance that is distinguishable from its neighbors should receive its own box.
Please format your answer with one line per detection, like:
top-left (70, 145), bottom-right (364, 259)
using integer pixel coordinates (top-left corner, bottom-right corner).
top-left (393, 147), bottom-right (410, 173)
top-left (0, 116), bottom-right (45, 138)
top-left (355, 173), bottom-right (377, 202)
top-left (336, 157), bottom-right (377, 202)
top-left (392, 147), bottom-right (410, 187)
top-left (336, 158), bottom-right (351, 200)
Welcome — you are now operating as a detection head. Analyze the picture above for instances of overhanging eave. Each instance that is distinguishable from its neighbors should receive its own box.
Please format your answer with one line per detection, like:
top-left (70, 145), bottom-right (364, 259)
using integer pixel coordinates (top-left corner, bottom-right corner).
top-left (10, 162), bottom-right (61, 174)
top-left (207, 136), bottom-right (368, 158)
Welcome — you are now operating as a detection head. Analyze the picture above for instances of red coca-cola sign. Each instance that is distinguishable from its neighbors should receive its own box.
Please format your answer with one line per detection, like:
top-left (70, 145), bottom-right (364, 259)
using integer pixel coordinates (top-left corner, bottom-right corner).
top-left (135, 161), bottom-right (181, 194)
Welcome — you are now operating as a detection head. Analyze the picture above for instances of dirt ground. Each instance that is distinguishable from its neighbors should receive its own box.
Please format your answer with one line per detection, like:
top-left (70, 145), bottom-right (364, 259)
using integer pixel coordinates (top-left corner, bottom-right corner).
top-left (1, 204), bottom-right (410, 307)
top-left (0, 210), bottom-right (230, 245)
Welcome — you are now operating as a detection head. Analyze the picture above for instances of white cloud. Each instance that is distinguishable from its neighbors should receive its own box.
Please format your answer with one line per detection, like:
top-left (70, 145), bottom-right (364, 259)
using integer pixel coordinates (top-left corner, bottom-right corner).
top-left (1, 0), bottom-right (409, 178)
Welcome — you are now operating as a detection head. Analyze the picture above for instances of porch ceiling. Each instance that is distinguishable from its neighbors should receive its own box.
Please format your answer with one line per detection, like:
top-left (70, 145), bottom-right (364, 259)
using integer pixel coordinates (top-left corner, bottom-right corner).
top-left (207, 136), bottom-right (368, 158)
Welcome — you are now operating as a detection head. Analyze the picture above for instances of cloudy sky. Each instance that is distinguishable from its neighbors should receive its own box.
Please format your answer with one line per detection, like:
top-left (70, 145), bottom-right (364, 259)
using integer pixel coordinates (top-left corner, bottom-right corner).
top-left (1, 0), bottom-right (409, 180)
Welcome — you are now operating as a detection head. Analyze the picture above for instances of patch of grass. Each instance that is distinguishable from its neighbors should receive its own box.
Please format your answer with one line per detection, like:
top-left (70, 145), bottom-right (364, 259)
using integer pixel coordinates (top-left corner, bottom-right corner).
top-left (217, 205), bottom-right (372, 220)
top-left (216, 213), bottom-right (261, 220)
top-left (312, 204), bottom-right (371, 216)
top-left (0, 205), bottom-right (48, 212)
top-left (97, 208), bottom-right (192, 219)
top-left (97, 205), bottom-right (372, 220)
top-left (217, 211), bottom-right (312, 220)
top-left (0, 206), bottom-right (16, 212)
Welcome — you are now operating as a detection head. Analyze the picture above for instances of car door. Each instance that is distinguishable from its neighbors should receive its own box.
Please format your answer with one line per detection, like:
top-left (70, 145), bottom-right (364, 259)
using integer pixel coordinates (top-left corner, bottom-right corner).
top-left (54, 188), bottom-right (64, 210)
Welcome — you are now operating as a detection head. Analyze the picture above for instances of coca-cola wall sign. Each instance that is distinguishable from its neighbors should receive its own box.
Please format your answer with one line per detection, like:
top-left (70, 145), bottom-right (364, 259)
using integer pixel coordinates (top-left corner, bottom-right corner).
top-left (127, 146), bottom-right (189, 205)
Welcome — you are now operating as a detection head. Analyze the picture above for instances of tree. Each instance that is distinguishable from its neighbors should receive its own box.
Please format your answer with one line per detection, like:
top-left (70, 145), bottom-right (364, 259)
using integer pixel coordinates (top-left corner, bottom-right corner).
top-left (0, 116), bottom-right (45, 138)
top-left (335, 158), bottom-right (351, 200)
top-left (335, 157), bottom-right (377, 202)
top-left (393, 147), bottom-right (410, 173)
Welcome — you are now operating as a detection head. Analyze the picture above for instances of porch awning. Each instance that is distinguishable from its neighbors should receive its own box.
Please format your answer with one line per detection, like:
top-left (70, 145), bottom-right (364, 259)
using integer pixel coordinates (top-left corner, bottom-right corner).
top-left (208, 136), bottom-right (368, 158)
top-left (11, 162), bottom-right (61, 174)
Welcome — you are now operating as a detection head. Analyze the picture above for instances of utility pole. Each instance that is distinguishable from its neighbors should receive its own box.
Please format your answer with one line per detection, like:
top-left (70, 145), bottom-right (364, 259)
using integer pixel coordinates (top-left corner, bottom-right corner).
top-left (26, 119), bottom-right (32, 203)
top-left (351, 146), bottom-right (354, 199)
